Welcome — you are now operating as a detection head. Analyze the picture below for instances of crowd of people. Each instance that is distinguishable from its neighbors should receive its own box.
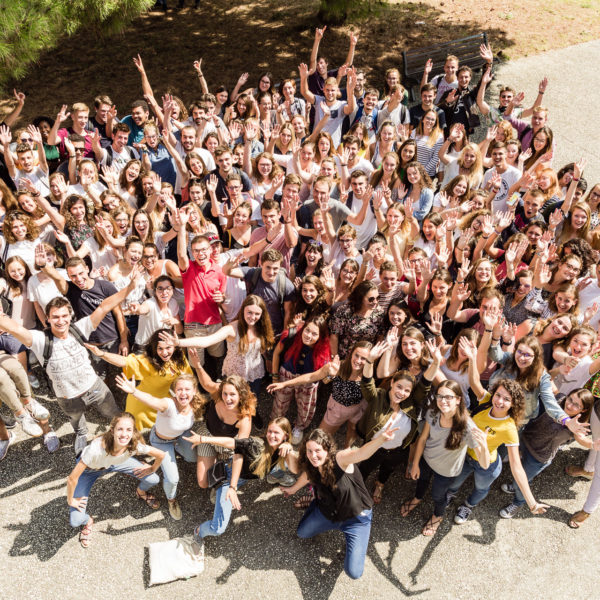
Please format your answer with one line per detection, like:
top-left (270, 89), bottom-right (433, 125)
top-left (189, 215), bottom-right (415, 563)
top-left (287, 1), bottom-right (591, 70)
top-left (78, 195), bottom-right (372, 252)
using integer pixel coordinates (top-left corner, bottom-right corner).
top-left (1, 26), bottom-right (600, 579)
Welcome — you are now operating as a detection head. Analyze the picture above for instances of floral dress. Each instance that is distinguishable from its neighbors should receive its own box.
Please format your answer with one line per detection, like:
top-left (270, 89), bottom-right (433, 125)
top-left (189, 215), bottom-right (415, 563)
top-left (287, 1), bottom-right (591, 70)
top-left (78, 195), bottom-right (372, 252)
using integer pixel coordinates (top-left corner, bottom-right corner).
top-left (222, 329), bottom-right (265, 382)
top-left (329, 301), bottom-right (386, 359)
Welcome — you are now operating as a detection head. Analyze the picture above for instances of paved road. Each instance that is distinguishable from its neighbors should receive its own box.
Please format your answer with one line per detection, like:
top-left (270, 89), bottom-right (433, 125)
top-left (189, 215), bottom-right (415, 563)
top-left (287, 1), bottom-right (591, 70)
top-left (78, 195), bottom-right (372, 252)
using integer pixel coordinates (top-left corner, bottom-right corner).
top-left (3, 40), bottom-right (600, 600)
top-left (490, 39), bottom-right (600, 186)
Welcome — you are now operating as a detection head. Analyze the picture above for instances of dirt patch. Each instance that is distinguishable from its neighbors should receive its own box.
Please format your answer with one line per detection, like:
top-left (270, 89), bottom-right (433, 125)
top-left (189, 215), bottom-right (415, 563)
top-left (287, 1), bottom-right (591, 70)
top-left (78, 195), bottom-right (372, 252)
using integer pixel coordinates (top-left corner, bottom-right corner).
top-left (3, 0), bottom-right (600, 123)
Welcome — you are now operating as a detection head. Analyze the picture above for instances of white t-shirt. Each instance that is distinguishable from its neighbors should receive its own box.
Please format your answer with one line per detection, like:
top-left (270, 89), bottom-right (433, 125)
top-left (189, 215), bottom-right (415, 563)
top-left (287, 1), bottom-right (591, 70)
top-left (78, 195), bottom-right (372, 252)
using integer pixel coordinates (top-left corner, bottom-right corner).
top-left (99, 146), bottom-right (140, 171)
top-left (135, 296), bottom-right (180, 346)
top-left (482, 165), bottom-right (521, 213)
top-left (27, 270), bottom-right (68, 311)
top-left (80, 436), bottom-right (151, 470)
top-left (218, 250), bottom-right (246, 321)
top-left (173, 142), bottom-right (215, 195)
top-left (374, 410), bottom-right (412, 449)
top-left (554, 356), bottom-right (594, 396)
top-left (578, 280), bottom-right (600, 330)
top-left (29, 316), bottom-right (97, 398)
top-left (348, 193), bottom-right (387, 250)
top-left (314, 96), bottom-right (348, 147)
top-left (81, 237), bottom-right (119, 271)
top-left (155, 397), bottom-right (195, 439)
top-left (3, 239), bottom-right (39, 273)
top-left (13, 167), bottom-right (50, 197)
top-left (334, 156), bottom-right (374, 178)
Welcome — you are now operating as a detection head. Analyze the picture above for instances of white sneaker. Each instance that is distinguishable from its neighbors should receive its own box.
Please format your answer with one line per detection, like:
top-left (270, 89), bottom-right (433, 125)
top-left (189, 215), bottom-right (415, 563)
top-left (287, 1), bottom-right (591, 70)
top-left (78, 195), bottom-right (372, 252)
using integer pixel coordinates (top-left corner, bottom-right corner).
top-left (24, 398), bottom-right (49, 421)
top-left (0, 430), bottom-right (16, 460)
top-left (44, 431), bottom-right (60, 453)
top-left (16, 412), bottom-right (43, 437)
top-left (454, 504), bottom-right (473, 524)
top-left (291, 427), bottom-right (303, 445)
top-left (499, 502), bottom-right (521, 519)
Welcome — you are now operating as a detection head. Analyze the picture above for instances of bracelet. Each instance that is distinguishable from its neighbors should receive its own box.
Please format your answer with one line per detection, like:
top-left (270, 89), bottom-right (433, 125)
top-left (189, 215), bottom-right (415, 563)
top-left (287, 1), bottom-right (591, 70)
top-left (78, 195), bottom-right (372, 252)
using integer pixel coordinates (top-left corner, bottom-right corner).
top-left (560, 416), bottom-right (571, 427)
top-left (365, 359), bottom-right (373, 364)
top-left (456, 279), bottom-right (464, 284)
top-left (482, 235), bottom-right (490, 240)
top-left (230, 485), bottom-right (237, 491)
top-left (492, 337), bottom-right (501, 342)
top-left (573, 178), bottom-right (580, 181)
top-left (340, 163), bottom-right (348, 167)
top-left (501, 339), bottom-right (510, 346)
top-left (485, 329), bottom-right (493, 333)
top-left (538, 90), bottom-right (544, 94)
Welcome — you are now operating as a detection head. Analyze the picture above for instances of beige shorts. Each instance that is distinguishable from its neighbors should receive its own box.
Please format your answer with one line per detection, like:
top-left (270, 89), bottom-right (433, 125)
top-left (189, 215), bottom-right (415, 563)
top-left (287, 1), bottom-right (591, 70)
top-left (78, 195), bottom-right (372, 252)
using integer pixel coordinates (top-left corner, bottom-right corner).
top-left (195, 421), bottom-right (233, 459)
top-left (323, 396), bottom-right (368, 428)
top-left (184, 322), bottom-right (225, 363)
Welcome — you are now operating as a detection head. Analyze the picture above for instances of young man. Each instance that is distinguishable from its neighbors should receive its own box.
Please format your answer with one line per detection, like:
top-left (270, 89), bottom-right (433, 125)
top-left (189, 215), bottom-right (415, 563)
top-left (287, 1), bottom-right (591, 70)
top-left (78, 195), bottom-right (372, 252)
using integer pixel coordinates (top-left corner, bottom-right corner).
top-left (205, 145), bottom-right (252, 201)
top-left (89, 94), bottom-right (114, 146)
top-left (504, 105), bottom-right (550, 153)
top-left (344, 170), bottom-right (386, 249)
top-left (421, 54), bottom-right (459, 104)
top-left (0, 124), bottom-right (49, 196)
top-left (92, 122), bottom-right (139, 171)
top-left (47, 102), bottom-right (93, 159)
top-left (0, 277), bottom-right (140, 455)
top-left (119, 99), bottom-right (151, 145)
top-left (223, 248), bottom-right (295, 339)
top-left (482, 142), bottom-right (521, 213)
top-left (55, 133), bottom-right (86, 180)
top-left (348, 88), bottom-right (380, 143)
top-left (175, 213), bottom-right (227, 373)
top-left (248, 183), bottom-right (300, 272)
top-left (336, 136), bottom-right (374, 187)
top-left (409, 83), bottom-right (447, 131)
top-left (38, 253), bottom-right (130, 377)
top-left (300, 62), bottom-right (357, 147)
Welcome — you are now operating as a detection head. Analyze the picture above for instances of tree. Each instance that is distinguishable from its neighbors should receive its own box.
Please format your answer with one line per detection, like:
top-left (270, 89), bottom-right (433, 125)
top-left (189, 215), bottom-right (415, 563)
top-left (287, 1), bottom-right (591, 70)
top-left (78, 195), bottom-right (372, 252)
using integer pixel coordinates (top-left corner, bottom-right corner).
top-left (0, 0), bottom-right (154, 88)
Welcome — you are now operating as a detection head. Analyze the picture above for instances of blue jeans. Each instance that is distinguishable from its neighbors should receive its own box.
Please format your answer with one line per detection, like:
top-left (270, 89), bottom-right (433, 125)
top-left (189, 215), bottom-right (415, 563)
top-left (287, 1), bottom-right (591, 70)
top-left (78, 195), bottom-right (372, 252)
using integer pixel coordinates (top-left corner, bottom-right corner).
top-left (69, 458), bottom-right (159, 527)
top-left (448, 454), bottom-right (502, 507)
top-left (194, 462), bottom-right (247, 539)
top-left (297, 501), bottom-right (373, 580)
top-left (149, 427), bottom-right (197, 500)
top-left (414, 457), bottom-right (456, 517)
top-left (512, 446), bottom-right (549, 507)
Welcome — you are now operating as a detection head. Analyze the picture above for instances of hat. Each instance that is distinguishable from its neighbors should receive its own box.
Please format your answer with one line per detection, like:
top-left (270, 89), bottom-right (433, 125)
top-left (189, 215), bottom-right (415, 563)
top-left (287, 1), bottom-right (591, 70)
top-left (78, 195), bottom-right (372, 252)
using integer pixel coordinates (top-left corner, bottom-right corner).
top-left (206, 234), bottom-right (221, 245)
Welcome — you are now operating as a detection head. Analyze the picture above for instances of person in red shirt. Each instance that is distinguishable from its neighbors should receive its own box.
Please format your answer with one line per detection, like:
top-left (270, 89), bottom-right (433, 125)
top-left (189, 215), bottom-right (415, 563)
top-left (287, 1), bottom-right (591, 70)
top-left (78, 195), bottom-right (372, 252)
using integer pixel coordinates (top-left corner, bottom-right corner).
top-left (175, 209), bottom-right (227, 377)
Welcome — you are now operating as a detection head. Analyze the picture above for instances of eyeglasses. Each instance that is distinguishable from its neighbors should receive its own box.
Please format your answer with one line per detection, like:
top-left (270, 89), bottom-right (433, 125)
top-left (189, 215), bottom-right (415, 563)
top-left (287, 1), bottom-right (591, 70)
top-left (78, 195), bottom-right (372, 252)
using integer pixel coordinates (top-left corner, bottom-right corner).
top-left (74, 147), bottom-right (86, 153)
top-left (339, 238), bottom-right (354, 244)
top-left (142, 254), bottom-right (157, 260)
top-left (20, 137), bottom-right (33, 143)
top-left (156, 286), bottom-right (173, 292)
top-left (516, 348), bottom-right (534, 360)
top-left (436, 394), bottom-right (458, 402)
top-left (192, 247), bottom-right (211, 255)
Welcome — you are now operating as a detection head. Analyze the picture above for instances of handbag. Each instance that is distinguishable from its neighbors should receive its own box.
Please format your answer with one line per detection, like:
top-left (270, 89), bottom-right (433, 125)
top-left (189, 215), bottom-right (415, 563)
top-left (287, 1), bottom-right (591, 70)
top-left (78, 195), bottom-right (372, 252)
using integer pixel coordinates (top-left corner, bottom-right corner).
top-left (206, 459), bottom-right (227, 488)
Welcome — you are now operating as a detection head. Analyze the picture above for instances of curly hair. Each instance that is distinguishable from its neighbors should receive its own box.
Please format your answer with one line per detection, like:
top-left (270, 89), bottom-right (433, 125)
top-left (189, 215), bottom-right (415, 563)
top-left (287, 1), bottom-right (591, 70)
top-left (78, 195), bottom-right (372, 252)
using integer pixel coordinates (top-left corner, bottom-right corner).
top-left (293, 275), bottom-right (330, 319)
top-left (143, 329), bottom-right (188, 375)
top-left (209, 375), bottom-right (257, 420)
top-left (61, 195), bottom-right (95, 230)
top-left (489, 378), bottom-right (526, 426)
top-left (299, 428), bottom-right (337, 489)
top-left (2, 210), bottom-right (40, 244)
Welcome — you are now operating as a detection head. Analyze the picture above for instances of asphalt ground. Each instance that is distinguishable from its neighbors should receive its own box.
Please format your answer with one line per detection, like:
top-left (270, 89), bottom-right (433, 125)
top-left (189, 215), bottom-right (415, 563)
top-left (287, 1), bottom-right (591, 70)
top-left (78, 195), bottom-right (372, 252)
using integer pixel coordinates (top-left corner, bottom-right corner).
top-left (3, 40), bottom-right (600, 600)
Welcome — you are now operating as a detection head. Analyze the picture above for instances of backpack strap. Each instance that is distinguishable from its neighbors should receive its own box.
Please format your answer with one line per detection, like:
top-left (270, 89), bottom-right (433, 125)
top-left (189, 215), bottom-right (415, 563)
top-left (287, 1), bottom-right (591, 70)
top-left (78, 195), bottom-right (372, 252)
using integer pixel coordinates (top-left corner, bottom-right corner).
top-left (246, 268), bottom-right (262, 296)
top-left (41, 323), bottom-right (88, 368)
top-left (276, 269), bottom-right (287, 305)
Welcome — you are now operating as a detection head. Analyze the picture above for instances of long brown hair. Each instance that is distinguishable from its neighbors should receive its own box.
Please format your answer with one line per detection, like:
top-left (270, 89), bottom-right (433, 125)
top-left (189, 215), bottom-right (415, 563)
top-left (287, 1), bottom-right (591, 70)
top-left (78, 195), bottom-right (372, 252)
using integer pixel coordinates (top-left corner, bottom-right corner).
top-left (490, 379), bottom-right (526, 426)
top-left (447, 328), bottom-right (479, 373)
top-left (299, 428), bottom-right (337, 488)
top-left (396, 326), bottom-right (431, 371)
top-left (237, 295), bottom-right (275, 353)
top-left (103, 412), bottom-right (143, 455)
top-left (205, 375), bottom-right (257, 419)
top-left (338, 341), bottom-right (373, 380)
top-left (2, 210), bottom-right (40, 243)
top-left (250, 417), bottom-right (292, 478)
top-left (431, 380), bottom-right (469, 450)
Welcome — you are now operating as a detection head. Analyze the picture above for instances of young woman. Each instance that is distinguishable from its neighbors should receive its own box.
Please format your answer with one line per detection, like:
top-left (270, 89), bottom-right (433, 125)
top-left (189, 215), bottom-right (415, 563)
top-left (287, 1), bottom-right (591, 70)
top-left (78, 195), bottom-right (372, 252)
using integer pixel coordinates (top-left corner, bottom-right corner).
top-left (332, 258), bottom-right (361, 305)
top-left (188, 417), bottom-right (299, 544)
top-left (116, 159), bottom-right (143, 209)
top-left (358, 339), bottom-right (441, 504)
top-left (499, 388), bottom-right (595, 520)
top-left (267, 315), bottom-right (331, 445)
top-left (462, 257), bottom-right (498, 309)
top-left (367, 121), bottom-right (397, 169)
top-left (557, 202), bottom-right (592, 245)
top-left (0, 211), bottom-right (42, 272)
top-left (533, 313), bottom-right (578, 368)
top-left (416, 266), bottom-right (457, 341)
top-left (369, 151), bottom-right (403, 203)
top-left (397, 139), bottom-right (417, 183)
top-left (399, 161), bottom-right (434, 224)
top-left (329, 281), bottom-right (386, 359)
top-left (87, 328), bottom-right (192, 430)
top-left (290, 239), bottom-right (326, 281)
top-left (66, 412), bottom-right (165, 547)
top-left (432, 175), bottom-right (470, 213)
top-left (116, 374), bottom-right (200, 520)
top-left (447, 338), bottom-right (549, 523)
top-left (58, 195), bottom-right (95, 250)
top-left (169, 295), bottom-right (274, 398)
top-left (292, 276), bottom-right (330, 320)
top-left (245, 151), bottom-right (283, 200)
top-left (268, 122), bottom-right (295, 156)
top-left (439, 142), bottom-right (484, 189)
top-left (280, 425), bottom-right (399, 580)
top-left (377, 325), bottom-right (432, 380)
top-left (411, 111), bottom-right (444, 177)
top-left (404, 380), bottom-right (489, 535)
top-left (27, 244), bottom-right (66, 322)
top-left (220, 202), bottom-right (253, 251)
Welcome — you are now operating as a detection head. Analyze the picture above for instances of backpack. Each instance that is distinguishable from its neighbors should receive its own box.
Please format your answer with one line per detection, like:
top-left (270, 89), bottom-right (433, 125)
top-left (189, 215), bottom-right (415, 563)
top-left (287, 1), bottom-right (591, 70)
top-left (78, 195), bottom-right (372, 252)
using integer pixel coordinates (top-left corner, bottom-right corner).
top-left (41, 324), bottom-right (88, 368)
top-left (246, 268), bottom-right (287, 305)
top-left (104, 145), bottom-right (135, 167)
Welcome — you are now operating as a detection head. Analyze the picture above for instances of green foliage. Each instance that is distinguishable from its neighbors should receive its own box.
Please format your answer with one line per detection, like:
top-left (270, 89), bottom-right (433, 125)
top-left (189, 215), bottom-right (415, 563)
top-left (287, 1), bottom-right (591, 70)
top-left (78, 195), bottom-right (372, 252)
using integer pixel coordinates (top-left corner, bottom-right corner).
top-left (0, 0), bottom-right (153, 87)
top-left (318, 0), bottom-right (364, 24)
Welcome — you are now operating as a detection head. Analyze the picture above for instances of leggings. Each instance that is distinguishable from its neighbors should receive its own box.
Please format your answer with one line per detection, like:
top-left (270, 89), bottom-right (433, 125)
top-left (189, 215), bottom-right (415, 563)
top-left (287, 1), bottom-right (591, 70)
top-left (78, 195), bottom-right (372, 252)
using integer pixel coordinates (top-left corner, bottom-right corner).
top-left (358, 445), bottom-right (407, 485)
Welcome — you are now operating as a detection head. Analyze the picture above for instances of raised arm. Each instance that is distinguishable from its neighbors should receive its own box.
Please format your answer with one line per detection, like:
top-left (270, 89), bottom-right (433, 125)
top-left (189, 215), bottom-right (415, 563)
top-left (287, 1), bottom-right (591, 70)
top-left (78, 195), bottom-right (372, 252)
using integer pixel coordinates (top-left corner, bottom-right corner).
top-left (115, 374), bottom-right (169, 412)
top-left (0, 125), bottom-right (16, 179)
top-left (308, 26), bottom-right (326, 75)
top-left (299, 63), bottom-right (316, 106)
top-left (47, 104), bottom-right (71, 147)
top-left (476, 64), bottom-right (493, 116)
top-left (337, 422), bottom-right (397, 469)
top-left (0, 310), bottom-right (33, 348)
top-left (4, 90), bottom-right (26, 128)
top-left (460, 337), bottom-right (486, 400)
top-left (159, 326), bottom-right (235, 350)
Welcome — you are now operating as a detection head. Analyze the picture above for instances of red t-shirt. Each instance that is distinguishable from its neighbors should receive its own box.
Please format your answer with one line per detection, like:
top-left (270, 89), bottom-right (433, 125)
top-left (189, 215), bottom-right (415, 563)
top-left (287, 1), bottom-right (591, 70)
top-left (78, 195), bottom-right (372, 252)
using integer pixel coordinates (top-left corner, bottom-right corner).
top-left (181, 259), bottom-right (226, 325)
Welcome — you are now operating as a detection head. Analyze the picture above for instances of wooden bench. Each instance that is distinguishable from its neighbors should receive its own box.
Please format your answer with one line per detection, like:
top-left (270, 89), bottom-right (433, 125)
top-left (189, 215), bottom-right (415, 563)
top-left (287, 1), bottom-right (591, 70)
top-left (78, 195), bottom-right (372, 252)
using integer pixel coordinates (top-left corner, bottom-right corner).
top-left (402, 33), bottom-right (489, 101)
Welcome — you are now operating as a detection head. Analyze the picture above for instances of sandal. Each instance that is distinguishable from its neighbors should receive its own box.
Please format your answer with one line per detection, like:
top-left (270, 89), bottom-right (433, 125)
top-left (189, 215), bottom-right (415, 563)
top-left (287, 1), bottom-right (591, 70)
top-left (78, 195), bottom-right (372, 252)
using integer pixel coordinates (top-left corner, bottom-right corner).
top-left (294, 493), bottom-right (314, 510)
top-left (422, 515), bottom-right (443, 536)
top-left (565, 465), bottom-right (594, 480)
top-left (400, 497), bottom-right (421, 517)
top-left (79, 519), bottom-right (93, 548)
top-left (568, 510), bottom-right (590, 529)
top-left (136, 489), bottom-right (160, 510)
top-left (372, 482), bottom-right (385, 504)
